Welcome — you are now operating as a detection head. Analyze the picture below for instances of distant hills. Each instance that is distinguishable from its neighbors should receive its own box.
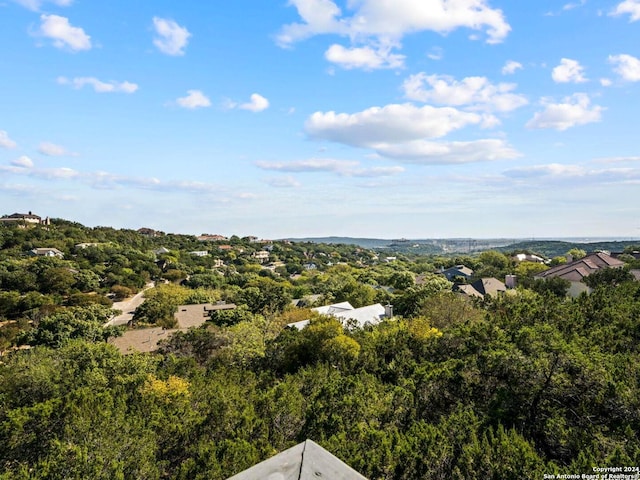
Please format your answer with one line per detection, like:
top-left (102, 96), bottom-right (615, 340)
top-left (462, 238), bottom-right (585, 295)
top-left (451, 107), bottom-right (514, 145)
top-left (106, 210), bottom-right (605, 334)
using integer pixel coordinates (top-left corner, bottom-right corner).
top-left (285, 236), bottom-right (640, 257)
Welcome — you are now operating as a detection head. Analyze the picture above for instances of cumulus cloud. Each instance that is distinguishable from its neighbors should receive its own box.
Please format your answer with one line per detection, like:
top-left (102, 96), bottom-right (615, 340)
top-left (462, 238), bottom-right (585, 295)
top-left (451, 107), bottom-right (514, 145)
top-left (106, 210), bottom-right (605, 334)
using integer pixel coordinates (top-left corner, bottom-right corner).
top-left (372, 139), bottom-right (520, 164)
top-left (324, 43), bottom-right (405, 70)
top-left (609, 54), bottom-right (640, 81)
top-left (38, 142), bottom-right (72, 156)
top-left (305, 103), bottom-right (484, 147)
top-left (526, 94), bottom-right (603, 131)
top-left (175, 90), bottom-right (211, 109)
top-left (38, 14), bottom-right (91, 51)
top-left (611, 0), bottom-right (640, 21)
top-left (256, 158), bottom-right (404, 177)
top-left (600, 78), bottom-right (613, 87)
top-left (239, 93), bottom-right (270, 112)
top-left (402, 73), bottom-right (527, 112)
top-left (552, 58), bottom-right (587, 83)
top-left (13, 0), bottom-right (71, 11)
top-left (57, 76), bottom-right (138, 93)
top-left (153, 17), bottom-right (191, 56)
top-left (0, 131), bottom-right (17, 149)
top-left (11, 156), bottom-right (34, 168)
top-left (277, 0), bottom-right (511, 46)
top-left (501, 60), bottom-right (523, 75)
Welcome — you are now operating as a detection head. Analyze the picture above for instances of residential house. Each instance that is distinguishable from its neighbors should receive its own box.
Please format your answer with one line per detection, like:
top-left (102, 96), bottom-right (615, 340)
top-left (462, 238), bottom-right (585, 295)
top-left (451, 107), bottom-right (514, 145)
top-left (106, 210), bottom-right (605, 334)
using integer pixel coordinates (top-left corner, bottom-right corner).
top-left (534, 252), bottom-right (625, 297)
top-left (110, 302), bottom-right (238, 354)
top-left (288, 301), bottom-right (392, 330)
top-left (75, 242), bottom-right (100, 249)
top-left (513, 253), bottom-right (545, 263)
top-left (227, 439), bottom-right (368, 480)
top-left (197, 234), bottom-right (228, 242)
top-left (455, 277), bottom-right (507, 299)
top-left (29, 247), bottom-right (64, 259)
top-left (174, 302), bottom-right (237, 329)
top-left (253, 250), bottom-right (270, 263)
top-left (153, 247), bottom-right (171, 256)
top-left (438, 265), bottom-right (474, 282)
top-left (137, 227), bottom-right (163, 237)
top-left (0, 211), bottom-right (50, 226)
top-left (189, 250), bottom-right (208, 257)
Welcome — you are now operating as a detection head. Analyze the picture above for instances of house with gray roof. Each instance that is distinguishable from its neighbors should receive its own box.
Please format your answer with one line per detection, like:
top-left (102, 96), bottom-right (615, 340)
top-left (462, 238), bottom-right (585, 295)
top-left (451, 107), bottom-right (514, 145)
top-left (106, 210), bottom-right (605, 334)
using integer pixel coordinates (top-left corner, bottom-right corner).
top-left (455, 277), bottom-right (507, 299)
top-left (438, 264), bottom-right (474, 282)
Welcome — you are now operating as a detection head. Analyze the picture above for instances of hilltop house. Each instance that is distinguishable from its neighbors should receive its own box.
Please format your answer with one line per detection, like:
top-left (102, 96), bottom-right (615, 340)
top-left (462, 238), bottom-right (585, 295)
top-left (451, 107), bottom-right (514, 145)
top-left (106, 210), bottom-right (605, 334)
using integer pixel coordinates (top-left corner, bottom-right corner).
top-left (0, 212), bottom-right (50, 226)
top-left (534, 252), bottom-right (625, 297)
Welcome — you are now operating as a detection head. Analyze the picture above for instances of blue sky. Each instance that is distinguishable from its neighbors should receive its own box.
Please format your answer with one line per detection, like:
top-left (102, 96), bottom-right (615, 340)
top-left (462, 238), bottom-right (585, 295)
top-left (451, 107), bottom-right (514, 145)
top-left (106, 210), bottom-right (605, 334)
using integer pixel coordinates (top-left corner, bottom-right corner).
top-left (1, 0), bottom-right (640, 239)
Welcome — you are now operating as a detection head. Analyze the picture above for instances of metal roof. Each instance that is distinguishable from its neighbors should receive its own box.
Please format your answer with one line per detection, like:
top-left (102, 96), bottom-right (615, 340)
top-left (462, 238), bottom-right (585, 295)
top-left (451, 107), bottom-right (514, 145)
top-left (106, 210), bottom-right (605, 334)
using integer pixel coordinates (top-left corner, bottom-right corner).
top-left (227, 439), bottom-right (368, 480)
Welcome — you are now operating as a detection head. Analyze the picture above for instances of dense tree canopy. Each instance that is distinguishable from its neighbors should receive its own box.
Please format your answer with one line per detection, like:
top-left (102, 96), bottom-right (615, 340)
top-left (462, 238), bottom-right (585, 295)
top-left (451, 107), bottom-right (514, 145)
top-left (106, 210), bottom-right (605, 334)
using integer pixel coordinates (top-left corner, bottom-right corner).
top-left (1, 220), bottom-right (640, 479)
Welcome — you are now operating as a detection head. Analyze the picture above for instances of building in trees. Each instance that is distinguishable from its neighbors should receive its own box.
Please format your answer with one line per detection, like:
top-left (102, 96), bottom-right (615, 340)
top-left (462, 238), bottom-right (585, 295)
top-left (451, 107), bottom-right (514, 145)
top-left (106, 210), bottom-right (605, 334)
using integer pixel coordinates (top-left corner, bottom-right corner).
top-left (437, 264), bottom-right (474, 282)
top-left (455, 277), bottom-right (507, 299)
top-left (534, 251), bottom-right (624, 297)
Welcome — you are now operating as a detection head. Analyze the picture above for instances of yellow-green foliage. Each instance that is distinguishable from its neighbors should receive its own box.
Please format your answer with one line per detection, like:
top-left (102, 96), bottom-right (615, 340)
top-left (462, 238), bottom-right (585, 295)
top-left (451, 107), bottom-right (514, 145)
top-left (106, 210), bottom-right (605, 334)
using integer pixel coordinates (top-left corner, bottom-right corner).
top-left (141, 374), bottom-right (191, 403)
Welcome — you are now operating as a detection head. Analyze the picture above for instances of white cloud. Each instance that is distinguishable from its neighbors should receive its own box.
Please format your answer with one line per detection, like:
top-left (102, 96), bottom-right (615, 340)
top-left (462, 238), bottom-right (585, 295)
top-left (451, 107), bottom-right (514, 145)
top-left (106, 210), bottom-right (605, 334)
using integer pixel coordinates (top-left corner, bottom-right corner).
top-left (609, 54), bottom-right (640, 81)
top-left (372, 139), bottom-right (520, 164)
top-left (0, 130), bottom-right (17, 149)
top-left (501, 60), bottom-right (523, 75)
top-left (427, 47), bottom-right (444, 60)
top-left (152, 17), bottom-right (191, 56)
top-left (278, 0), bottom-right (511, 46)
top-left (264, 176), bottom-right (302, 188)
top-left (57, 76), bottom-right (138, 93)
top-left (324, 43), bottom-right (405, 70)
top-left (552, 58), bottom-right (587, 83)
top-left (239, 93), bottom-right (270, 112)
top-left (11, 156), bottom-right (34, 168)
top-left (563, 0), bottom-right (586, 11)
top-left (256, 158), bottom-right (404, 177)
top-left (503, 163), bottom-right (640, 185)
top-left (611, 0), bottom-right (640, 21)
top-left (600, 78), bottom-right (613, 86)
top-left (38, 142), bottom-right (71, 156)
top-left (402, 73), bottom-right (527, 112)
top-left (38, 14), bottom-right (91, 51)
top-left (175, 90), bottom-right (211, 109)
top-left (526, 93), bottom-right (603, 131)
top-left (305, 103), bottom-right (484, 147)
top-left (13, 0), bottom-right (72, 11)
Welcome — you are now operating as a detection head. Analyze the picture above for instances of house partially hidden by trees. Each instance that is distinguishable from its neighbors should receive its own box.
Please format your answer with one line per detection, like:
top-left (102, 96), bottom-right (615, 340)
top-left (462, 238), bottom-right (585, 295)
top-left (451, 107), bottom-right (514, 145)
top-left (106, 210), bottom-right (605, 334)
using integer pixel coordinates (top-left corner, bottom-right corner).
top-left (534, 251), bottom-right (625, 297)
top-left (438, 264), bottom-right (474, 282)
top-left (227, 439), bottom-right (368, 480)
top-left (455, 277), bottom-right (507, 299)
top-left (288, 301), bottom-right (392, 330)
top-left (29, 247), bottom-right (64, 259)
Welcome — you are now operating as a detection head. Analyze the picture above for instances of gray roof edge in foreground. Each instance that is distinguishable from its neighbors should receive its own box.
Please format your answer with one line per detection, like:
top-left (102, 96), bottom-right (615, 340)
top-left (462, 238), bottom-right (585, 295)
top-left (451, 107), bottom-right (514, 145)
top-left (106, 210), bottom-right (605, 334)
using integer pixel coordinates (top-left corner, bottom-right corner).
top-left (226, 439), bottom-right (369, 480)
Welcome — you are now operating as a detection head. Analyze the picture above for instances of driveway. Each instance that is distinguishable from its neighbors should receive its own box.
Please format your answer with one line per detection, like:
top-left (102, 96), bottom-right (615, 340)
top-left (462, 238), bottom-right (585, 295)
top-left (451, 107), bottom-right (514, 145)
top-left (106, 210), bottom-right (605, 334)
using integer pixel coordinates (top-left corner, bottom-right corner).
top-left (104, 282), bottom-right (154, 327)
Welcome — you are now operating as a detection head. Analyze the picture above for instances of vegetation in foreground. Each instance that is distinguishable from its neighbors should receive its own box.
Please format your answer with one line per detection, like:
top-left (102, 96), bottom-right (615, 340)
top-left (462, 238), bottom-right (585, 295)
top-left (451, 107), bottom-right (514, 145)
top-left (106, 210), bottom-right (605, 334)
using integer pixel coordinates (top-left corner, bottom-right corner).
top-left (1, 219), bottom-right (639, 479)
